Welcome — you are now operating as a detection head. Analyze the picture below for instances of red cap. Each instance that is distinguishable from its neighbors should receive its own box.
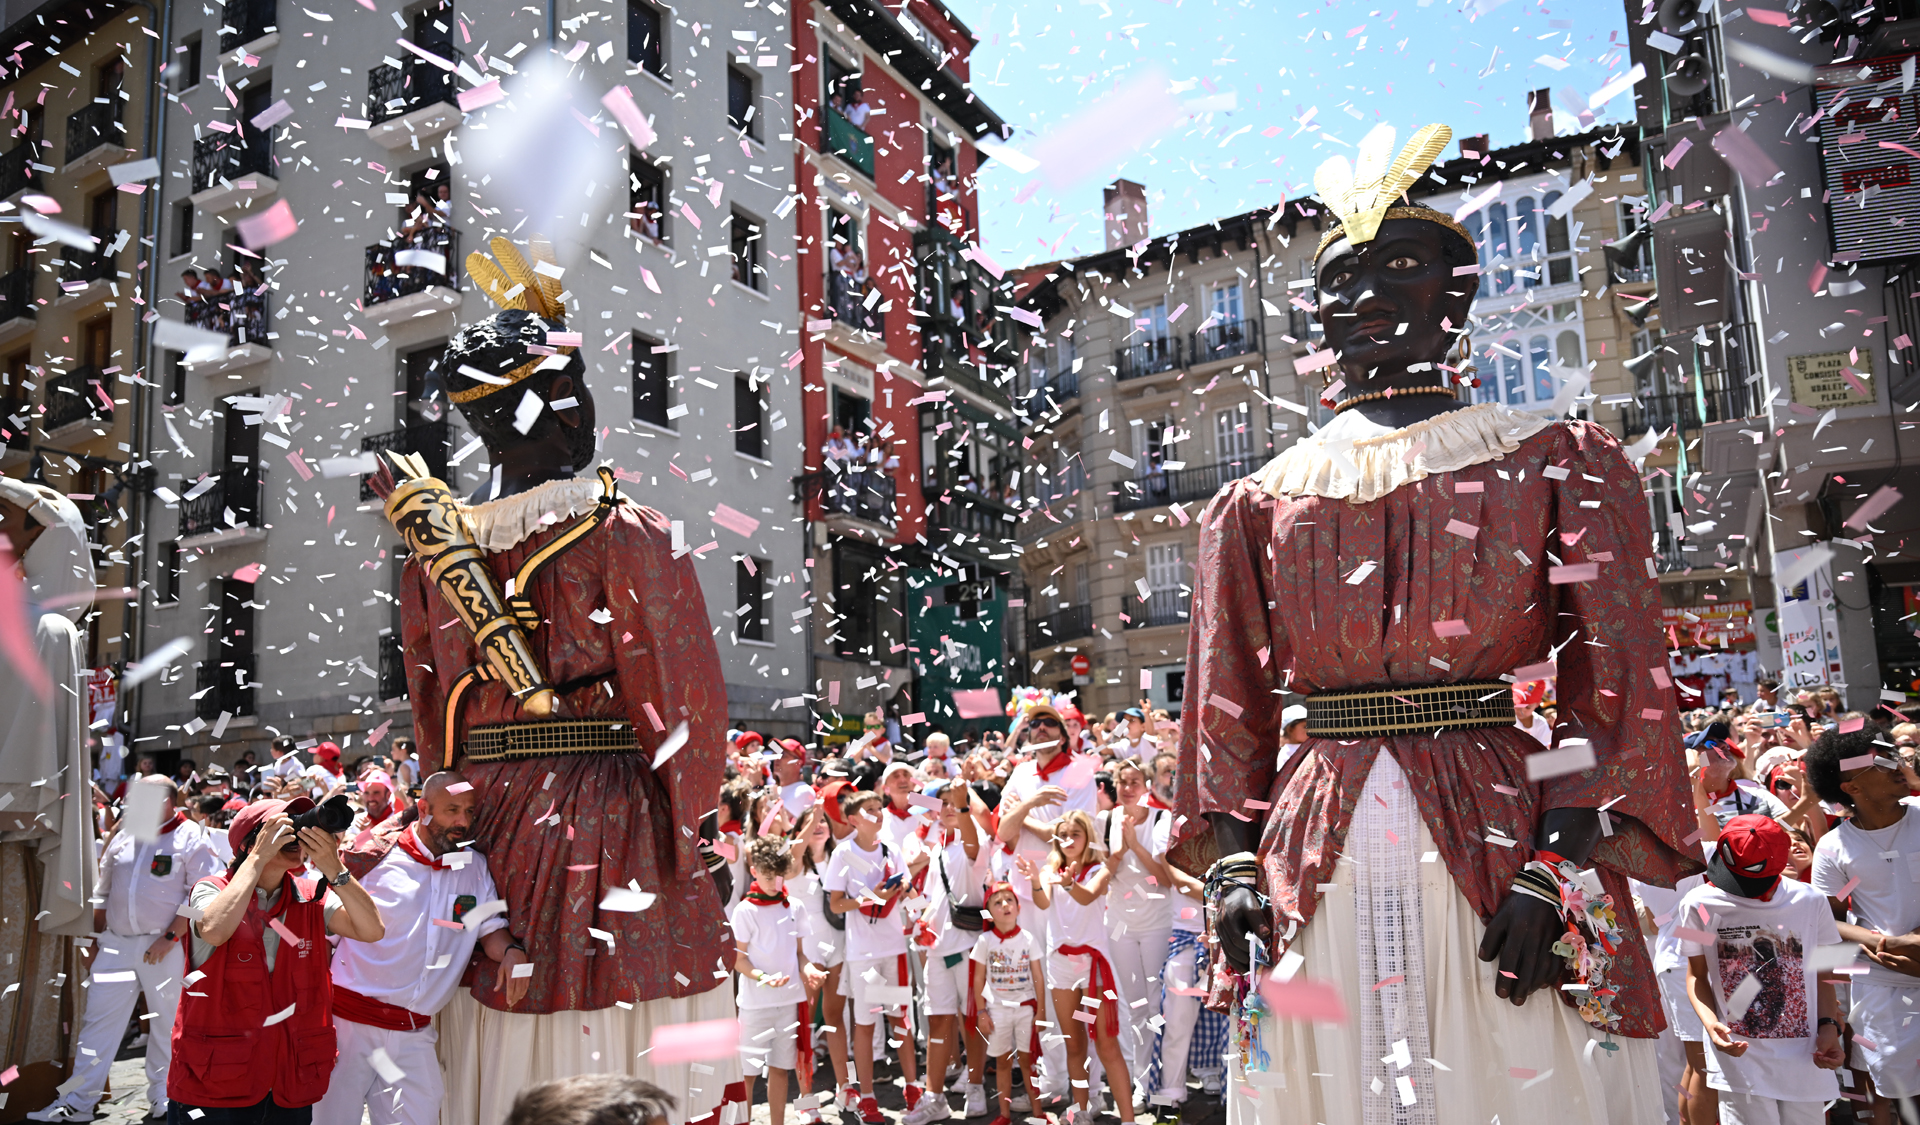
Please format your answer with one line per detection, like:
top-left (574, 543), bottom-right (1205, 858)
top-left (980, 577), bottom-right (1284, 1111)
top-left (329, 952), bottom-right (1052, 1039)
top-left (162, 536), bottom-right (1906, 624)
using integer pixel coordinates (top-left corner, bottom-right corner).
top-left (735, 730), bottom-right (766, 750)
top-left (815, 778), bottom-right (851, 826)
top-left (228, 795), bottom-right (314, 855)
top-left (776, 737), bottom-right (807, 760)
top-left (315, 741), bottom-right (341, 763)
top-left (1706, 813), bottom-right (1790, 899)
top-left (1512, 680), bottom-right (1547, 708)
top-left (220, 797), bottom-right (246, 813)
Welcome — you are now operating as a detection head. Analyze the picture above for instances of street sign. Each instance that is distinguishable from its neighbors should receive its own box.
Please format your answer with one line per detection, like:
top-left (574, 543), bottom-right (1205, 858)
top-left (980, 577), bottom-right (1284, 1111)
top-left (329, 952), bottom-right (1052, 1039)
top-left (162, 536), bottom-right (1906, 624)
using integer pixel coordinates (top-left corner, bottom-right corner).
top-left (1070, 653), bottom-right (1091, 676)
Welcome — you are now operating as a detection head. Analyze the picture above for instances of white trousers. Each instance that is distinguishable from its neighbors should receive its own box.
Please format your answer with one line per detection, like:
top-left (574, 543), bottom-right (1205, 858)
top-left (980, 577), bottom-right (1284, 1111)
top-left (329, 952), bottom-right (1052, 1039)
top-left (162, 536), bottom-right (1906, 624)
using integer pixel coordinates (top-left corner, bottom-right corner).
top-left (1107, 923), bottom-right (1171, 1089)
top-left (440, 983), bottom-right (745, 1125)
top-left (1153, 936), bottom-right (1206, 1103)
top-left (53, 933), bottom-right (180, 1114)
top-left (1716, 1093), bottom-right (1826, 1125)
top-left (312, 1016), bottom-right (442, 1125)
top-left (1017, 896), bottom-right (1069, 1101)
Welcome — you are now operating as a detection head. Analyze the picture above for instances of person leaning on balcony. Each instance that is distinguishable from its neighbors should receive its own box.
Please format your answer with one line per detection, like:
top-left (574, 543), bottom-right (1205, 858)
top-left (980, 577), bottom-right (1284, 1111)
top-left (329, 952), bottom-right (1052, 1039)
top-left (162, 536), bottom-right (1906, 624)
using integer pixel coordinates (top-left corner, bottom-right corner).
top-left (844, 91), bottom-right (871, 128)
top-left (176, 269), bottom-right (204, 320)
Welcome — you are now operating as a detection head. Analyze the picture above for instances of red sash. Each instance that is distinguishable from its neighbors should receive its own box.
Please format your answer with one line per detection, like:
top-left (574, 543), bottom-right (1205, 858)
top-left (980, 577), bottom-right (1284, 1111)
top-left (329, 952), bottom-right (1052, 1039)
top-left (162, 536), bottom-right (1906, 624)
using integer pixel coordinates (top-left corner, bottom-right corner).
top-left (1057, 943), bottom-right (1119, 1038)
top-left (332, 986), bottom-right (431, 1032)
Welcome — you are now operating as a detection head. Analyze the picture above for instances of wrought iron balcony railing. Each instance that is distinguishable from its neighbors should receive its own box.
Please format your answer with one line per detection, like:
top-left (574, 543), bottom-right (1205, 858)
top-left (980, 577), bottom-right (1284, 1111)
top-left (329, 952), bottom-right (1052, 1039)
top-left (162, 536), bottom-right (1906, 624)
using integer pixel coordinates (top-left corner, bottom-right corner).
top-left (1025, 604), bottom-right (1092, 650)
top-left (1125, 589), bottom-right (1191, 629)
top-left (1189, 317), bottom-right (1261, 365)
top-left (64, 100), bottom-right (122, 164)
top-left (826, 268), bottom-right (884, 337)
top-left (0, 144), bottom-right (38, 197)
top-left (359, 419), bottom-right (449, 501)
top-left (364, 228), bottom-right (460, 306)
top-left (378, 633), bottom-right (407, 701)
top-left (1115, 458), bottom-right (1254, 512)
top-left (366, 47), bottom-right (463, 125)
top-left (58, 246), bottom-right (114, 288)
top-left (797, 466), bottom-right (898, 528)
top-left (44, 365), bottom-right (107, 432)
top-left (192, 130), bottom-right (274, 193)
top-left (0, 266), bottom-right (34, 322)
top-left (180, 468), bottom-right (264, 538)
top-left (220, 0), bottom-right (276, 50)
top-left (1116, 336), bottom-right (1181, 381)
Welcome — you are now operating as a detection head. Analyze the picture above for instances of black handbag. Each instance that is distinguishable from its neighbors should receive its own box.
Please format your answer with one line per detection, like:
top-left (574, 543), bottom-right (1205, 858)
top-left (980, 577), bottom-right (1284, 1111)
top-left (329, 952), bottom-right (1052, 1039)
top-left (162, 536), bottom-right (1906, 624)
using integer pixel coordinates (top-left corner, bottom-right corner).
top-left (939, 848), bottom-right (988, 932)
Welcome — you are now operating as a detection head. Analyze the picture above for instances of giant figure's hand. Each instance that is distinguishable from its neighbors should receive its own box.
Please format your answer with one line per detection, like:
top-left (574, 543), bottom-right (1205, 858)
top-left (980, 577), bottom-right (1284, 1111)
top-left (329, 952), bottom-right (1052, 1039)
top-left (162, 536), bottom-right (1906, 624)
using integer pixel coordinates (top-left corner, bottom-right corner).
top-left (1476, 890), bottom-right (1565, 1004)
top-left (1216, 884), bottom-right (1271, 974)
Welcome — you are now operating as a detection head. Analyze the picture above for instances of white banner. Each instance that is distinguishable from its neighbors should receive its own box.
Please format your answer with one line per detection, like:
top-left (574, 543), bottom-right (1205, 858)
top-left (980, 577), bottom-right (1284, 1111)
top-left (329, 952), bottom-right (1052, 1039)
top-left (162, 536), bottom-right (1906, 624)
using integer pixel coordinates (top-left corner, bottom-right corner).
top-left (1773, 544), bottom-right (1840, 689)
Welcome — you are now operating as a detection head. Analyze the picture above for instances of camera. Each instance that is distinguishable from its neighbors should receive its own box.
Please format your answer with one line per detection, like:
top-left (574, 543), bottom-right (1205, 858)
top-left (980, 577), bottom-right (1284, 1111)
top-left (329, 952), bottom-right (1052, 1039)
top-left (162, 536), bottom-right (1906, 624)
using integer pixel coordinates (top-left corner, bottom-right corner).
top-left (290, 794), bottom-right (355, 835)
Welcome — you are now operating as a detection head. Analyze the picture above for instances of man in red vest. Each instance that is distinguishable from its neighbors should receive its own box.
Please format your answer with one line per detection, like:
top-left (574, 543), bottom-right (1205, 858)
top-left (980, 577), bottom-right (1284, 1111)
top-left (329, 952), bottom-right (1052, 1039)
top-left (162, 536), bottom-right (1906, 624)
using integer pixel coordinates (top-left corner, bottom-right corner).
top-left (169, 795), bottom-right (384, 1124)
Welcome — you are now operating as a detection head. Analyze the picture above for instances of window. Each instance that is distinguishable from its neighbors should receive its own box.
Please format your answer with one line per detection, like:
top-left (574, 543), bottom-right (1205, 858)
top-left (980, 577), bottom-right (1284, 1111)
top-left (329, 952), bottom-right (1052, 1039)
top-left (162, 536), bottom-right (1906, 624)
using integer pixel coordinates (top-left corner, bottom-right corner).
top-left (1211, 283), bottom-right (1243, 323)
top-left (833, 541), bottom-right (903, 663)
top-left (174, 36), bottom-right (201, 92)
top-left (629, 151), bottom-right (667, 242)
top-left (727, 64), bottom-right (758, 139)
top-left (632, 331), bottom-right (671, 428)
top-left (166, 352), bottom-right (185, 406)
top-left (729, 210), bottom-right (761, 290)
top-left (172, 202), bottom-right (193, 258)
top-left (1146, 544), bottom-right (1185, 590)
top-left (1215, 406), bottom-right (1253, 467)
top-left (157, 540), bottom-right (182, 605)
top-left (736, 557), bottom-right (767, 642)
top-left (1613, 199), bottom-right (1654, 283)
top-left (627, 0), bottom-right (665, 77)
top-left (733, 373), bottom-right (764, 459)
top-left (1529, 335), bottom-right (1554, 401)
top-left (87, 191), bottom-right (115, 242)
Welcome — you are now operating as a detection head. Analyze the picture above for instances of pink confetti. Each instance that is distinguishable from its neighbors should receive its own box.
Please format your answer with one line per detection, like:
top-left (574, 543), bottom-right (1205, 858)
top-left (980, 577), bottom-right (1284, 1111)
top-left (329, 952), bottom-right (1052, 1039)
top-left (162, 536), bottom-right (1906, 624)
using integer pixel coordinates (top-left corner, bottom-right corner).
top-left (235, 198), bottom-right (298, 249)
top-left (642, 702), bottom-right (666, 732)
top-left (1454, 481), bottom-right (1484, 493)
top-left (0, 544), bottom-right (47, 698)
top-left (1508, 1067), bottom-right (1537, 1080)
top-left (602, 85), bottom-right (658, 148)
top-left (1661, 136), bottom-right (1694, 169)
top-left (1492, 784), bottom-right (1519, 795)
top-left (1837, 877), bottom-right (1860, 901)
top-left (1547, 562), bottom-right (1599, 584)
top-left (458, 80), bottom-right (505, 113)
top-left (1371, 974), bottom-right (1404, 991)
top-left (1294, 350), bottom-right (1340, 375)
top-left (1640, 708), bottom-right (1665, 720)
top-left (431, 917), bottom-right (463, 930)
top-left (231, 562), bottom-right (264, 583)
top-left (286, 450), bottom-right (314, 481)
top-left (1838, 716), bottom-right (1866, 733)
top-left (1244, 799), bottom-right (1271, 810)
top-left (1431, 619), bottom-right (1470, 637)
top-left (1514, 661), bottom-right (1558, 681)
top-left (1844, 484), bottom-right (1902, 530)
top-left (1650, 666), bottom-right (1673, 689)
top-left (1746, 6), bottom-right (1791, 24)
top-left (0, 1065), bottom-right (16, 1086)
top-left (1208, 693), bottom-right (1244, 719)
top-left (368, 719), bottom-right (392, 747)
top-left (1808, 263), bottom-right (1829, 295)
top-left (1673, 925), bottom-right (1716, 945)
top-left (1257, 974), bottom-right (1349, 1024)
top-left (1443, 519), bottom-right (1479, 540)
top-left (952, 688), bottom-right (1002, 719)
top-left (1712, 123), bottom-right (1780, 186)
top-left (268, 918), bottom-right (304, 948)
top-left (1840, 754), bottom-right (1876, 770)
top-left (710, 504), bottom-right (760, 538)
top-left (646, 1018), bottom-right (740, 1063)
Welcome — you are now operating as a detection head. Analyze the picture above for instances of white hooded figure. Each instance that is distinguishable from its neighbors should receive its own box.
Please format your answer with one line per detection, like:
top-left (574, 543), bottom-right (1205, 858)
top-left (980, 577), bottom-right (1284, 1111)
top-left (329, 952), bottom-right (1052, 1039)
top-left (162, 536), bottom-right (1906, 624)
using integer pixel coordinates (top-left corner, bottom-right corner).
top-left (0, 477), bottom-right (98, 937)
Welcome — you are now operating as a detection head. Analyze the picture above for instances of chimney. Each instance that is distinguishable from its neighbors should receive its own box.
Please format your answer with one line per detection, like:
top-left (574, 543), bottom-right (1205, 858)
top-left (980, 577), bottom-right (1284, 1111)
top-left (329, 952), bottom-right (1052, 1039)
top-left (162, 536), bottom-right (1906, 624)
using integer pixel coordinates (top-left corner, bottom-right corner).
top-left (1527, 88), bottom-right (1554, 141)
top-left (1460, 134), bottom-right (1490, 161)
top-left (1103, 179), bottom-right (1149, 251)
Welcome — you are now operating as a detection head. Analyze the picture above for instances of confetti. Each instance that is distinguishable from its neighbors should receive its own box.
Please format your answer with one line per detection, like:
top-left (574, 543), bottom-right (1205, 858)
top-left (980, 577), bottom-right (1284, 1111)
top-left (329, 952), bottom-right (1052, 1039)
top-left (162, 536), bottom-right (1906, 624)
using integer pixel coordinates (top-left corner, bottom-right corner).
top-left (646, 1018), bottom-right (741, 1063)
top-left (1431, 619), bottom-right (1470, 637)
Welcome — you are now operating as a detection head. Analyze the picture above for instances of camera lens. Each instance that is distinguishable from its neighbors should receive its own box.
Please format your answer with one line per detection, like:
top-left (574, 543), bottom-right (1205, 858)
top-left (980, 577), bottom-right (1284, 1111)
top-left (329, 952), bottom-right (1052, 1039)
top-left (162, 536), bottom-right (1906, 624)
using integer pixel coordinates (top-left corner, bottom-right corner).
top-left (289, 794), bottom-right (355, 835)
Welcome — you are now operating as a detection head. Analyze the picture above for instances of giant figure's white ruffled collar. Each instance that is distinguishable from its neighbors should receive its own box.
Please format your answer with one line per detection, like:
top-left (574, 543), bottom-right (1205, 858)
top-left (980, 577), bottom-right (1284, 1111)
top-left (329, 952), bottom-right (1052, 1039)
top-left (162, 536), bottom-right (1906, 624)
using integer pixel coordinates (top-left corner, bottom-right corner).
top-left (1251, 402), bottom-right (1554, 504)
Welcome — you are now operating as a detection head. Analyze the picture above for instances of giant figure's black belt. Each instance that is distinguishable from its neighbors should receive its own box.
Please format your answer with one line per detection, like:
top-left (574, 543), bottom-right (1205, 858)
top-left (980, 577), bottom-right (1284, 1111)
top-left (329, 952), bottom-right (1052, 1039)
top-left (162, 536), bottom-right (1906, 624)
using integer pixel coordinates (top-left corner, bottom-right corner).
top-left (464, 720), bottom-right (640, 762)
top-left (1304, 681), bottom-right (1515, 738)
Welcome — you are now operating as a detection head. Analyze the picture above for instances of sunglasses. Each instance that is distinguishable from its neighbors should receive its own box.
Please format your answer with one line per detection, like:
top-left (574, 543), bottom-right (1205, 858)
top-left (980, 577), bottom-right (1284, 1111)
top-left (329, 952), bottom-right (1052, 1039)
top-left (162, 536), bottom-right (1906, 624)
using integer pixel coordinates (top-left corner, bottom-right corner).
top-left (1028, 717), bottom-right (1063, 730)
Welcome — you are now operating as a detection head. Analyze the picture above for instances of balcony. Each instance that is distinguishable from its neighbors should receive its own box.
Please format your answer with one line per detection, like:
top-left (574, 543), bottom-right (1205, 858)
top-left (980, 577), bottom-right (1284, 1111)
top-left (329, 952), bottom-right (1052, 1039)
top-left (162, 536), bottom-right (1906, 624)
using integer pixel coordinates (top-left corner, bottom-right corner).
top-left (0, 144), bottom-right (37, 198)
top-left (1189, 318), bottom-right (1262, 366)
top-left (378, 633), bottom-right (407, 701)
top-left (1022, 368), bottom-right (1079, 420)
top-left (43, 365), bottom-right (109, 434)
top-left (798, 466), bottom-right (897, 529)
top-left (1025, 604), bottom-right (1092, 650)
top-left (826, 267), bottom-right (884, 339)
top-left (1116, 336), bottom-right (1181, 381)
top-left (0, 398), bottom-right (31, 456)
top-left (1619, 384), bottom-right (1755, 439)
top-left (195, 654), bottom-right (257, 721)
top-left (57, 247), bottom-right (115, 294)
top-left (360, 419), bottom-right (449, 502)
top-left (1116, 458), bottom-right (1255, 512)
top-left (1125, 588), bottom-right (1191, 629)
top-left (186, 288), bottom-right (270, 346)
top-left (364, 229), bottom-right (461, 314)
top-left (179, 468), bottom-right (264, 545)
top-left (64, 100), bottom-right (124, 170)
top-left (824, 107), bottom-right (874, 179)
top-left (930, 489), bottom-right (1019, 552)
top-left (1654, 529), bottom-right (1692, 575)
top-left (220, 0), bottom-right (277, 51)
top-left (367, 48), bottom-right (463, 126)
top-left (0, 266), bottom-right (35, 334)
top-left (191, 131), bottom-right (275, 196)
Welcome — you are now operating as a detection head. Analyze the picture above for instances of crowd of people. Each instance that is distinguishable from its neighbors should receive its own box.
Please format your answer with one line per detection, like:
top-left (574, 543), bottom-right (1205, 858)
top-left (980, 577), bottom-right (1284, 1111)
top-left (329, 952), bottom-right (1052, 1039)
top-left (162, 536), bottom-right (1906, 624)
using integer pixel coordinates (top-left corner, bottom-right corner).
top-left (175, 262), bottom-right (268, 345)
top-left (368, 183), bottom-right (456, 302)
top-left (35, 675), bottom-right (1920, 1125)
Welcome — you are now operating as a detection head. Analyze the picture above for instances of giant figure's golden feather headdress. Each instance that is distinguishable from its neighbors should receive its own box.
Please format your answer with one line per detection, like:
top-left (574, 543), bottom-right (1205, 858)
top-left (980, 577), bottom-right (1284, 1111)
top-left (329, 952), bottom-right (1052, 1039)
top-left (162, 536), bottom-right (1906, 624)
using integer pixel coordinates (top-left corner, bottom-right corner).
top-left (1312, 123), bottom-right (1474, 261)
top-left (448, 235), bottom-right (578, 404)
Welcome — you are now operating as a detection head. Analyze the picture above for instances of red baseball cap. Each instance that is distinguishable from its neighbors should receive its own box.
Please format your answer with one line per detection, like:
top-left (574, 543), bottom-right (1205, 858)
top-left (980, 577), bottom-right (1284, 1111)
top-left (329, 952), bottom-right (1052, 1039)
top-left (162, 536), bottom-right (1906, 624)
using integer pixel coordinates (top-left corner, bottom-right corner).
top-left (1512, 680), bottom-right (1547, 708)
top-left (315, 741), bottom-right (341, 764)
top-left (776, 737), bottom-right (807, 761)
top-left (1706, 813), bottom-right (1790, 901)
top-left (228, 795), bottom-right (315, 856)
top-left (815, 778), bottom-right (851, 825)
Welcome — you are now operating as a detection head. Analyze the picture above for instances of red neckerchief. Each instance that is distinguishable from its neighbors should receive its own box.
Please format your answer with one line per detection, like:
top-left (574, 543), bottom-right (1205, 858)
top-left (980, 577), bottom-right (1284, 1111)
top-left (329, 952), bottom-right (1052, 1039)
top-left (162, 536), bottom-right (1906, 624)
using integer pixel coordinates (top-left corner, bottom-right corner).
top-left (156, 811), bottom-right (187, 836)
top-left (717, 819), bottom-right (742, 837)
top-left (1144, 795), bottom-right (1171, 811)
top-left (885, 801), bottom-right (915, 821)
top-left (395, 826), bottom-right (447, 871)
top-left (1034, 749), bottom-right (1075, 782)
top-left (744, 881), bottom-right (788, 908)
top-left (990, 923), bottom-right (1021, 940)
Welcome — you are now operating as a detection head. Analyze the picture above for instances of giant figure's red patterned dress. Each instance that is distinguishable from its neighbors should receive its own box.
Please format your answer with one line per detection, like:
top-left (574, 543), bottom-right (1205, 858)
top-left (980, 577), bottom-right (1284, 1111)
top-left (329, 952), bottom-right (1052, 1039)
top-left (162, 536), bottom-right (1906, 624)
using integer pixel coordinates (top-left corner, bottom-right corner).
top-left (1173, 404), bottom-right (1704, 1039)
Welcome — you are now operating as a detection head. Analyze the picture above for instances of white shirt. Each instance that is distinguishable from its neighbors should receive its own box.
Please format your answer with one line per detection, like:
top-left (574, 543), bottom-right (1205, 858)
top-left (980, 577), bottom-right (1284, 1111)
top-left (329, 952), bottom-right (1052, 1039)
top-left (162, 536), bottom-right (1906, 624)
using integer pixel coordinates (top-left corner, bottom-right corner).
top-left (877, 803), bottom-right (929, 860)
top-left (1104, 806), bottom-right (1172, 936)
top-left (923, 832), bottom-right (987, 957)
top-left (100, 817), bottom-right (224, 937)
top-left (822, 838), bottom-right (909, 962)
top-left (999, 754), bottom-right (1098, 884)
top-left (1676, 878), bottom-right (1841, 1102)
top-left (1709, 781), bottom-right (1792, 827)
top-left (268, 753), bottom-right (304, 782)
top-left (1517, 712), bottom-right (1552, 747)
top-left (328, 827), bottom-right (508, 1016)
top-left (970, 926), bottom-right (1041, 1005)
top-left (1812, 807), bottom-right (1920, 988)
top-left (730, 896), bottom-right (805, 1009)
top-left (791, 865), bottom-right (841, 964)
top-left (1045, 862), bottom-right (1108, 953)
top-left (1154, 813), bottom-right (1205, 933)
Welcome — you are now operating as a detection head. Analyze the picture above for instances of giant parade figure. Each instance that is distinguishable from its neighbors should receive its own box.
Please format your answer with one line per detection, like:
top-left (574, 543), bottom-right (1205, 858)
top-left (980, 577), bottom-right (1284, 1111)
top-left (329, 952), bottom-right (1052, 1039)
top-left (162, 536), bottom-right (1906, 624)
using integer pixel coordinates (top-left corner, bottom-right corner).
top-left (372, 235), bottom-right (742, 1125)
top-left (1174, 123), bottom-right (1702, 1124)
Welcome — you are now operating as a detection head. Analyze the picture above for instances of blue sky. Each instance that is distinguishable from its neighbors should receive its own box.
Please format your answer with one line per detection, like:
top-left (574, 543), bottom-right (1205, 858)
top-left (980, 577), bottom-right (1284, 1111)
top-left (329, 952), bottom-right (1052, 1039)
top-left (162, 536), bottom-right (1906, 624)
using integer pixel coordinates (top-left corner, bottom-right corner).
top-left (946, 0), bottom-right (1635, 266)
